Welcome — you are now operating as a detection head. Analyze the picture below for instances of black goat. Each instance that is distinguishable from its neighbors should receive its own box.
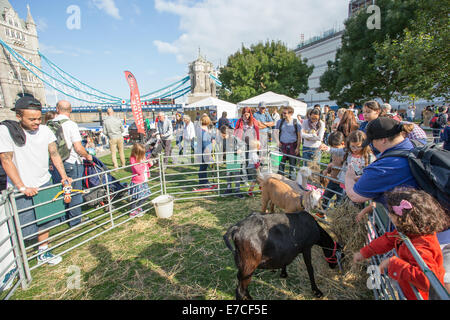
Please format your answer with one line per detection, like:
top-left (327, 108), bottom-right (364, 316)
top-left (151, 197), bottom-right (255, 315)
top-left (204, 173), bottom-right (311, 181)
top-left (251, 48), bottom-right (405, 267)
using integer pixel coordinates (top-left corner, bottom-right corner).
top-left (223, 212), bottom-right (343, 300)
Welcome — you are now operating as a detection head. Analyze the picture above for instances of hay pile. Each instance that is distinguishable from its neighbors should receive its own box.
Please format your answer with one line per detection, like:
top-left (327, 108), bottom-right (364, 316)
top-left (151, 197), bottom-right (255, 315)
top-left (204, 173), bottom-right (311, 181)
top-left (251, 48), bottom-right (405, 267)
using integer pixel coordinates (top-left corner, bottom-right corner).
top-left (326, 199), bottom-right (369, 274)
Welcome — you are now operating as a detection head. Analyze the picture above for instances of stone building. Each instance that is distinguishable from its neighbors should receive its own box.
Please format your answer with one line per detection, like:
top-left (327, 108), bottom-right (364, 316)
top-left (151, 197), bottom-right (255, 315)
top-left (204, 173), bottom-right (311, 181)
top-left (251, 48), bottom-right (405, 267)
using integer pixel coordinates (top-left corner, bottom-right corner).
top-left (0, 1), bottom-right (46, 120)
top-left (187, 53), bottom-right (217, 104)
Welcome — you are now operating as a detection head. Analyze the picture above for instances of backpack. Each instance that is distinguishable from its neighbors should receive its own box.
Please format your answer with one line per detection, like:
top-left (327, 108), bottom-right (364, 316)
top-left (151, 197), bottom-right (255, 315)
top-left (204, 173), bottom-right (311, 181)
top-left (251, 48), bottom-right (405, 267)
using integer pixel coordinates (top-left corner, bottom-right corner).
top-left (279, 118), bottom-right (299, 142)
top-left (376, 141), bottom-right (450, 211)
top-left (430, 116), bottom-right (440, 129)
top-left (437, 113), bottom-right (447, 128)
top-left (47, 119), bottom-right (71, 162)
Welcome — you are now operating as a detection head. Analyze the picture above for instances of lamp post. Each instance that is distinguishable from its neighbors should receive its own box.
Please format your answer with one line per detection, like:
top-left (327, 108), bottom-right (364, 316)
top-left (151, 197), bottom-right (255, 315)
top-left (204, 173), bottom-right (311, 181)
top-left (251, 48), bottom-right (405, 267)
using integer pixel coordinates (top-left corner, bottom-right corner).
top-left (98, 106), bottom-right (103, 127)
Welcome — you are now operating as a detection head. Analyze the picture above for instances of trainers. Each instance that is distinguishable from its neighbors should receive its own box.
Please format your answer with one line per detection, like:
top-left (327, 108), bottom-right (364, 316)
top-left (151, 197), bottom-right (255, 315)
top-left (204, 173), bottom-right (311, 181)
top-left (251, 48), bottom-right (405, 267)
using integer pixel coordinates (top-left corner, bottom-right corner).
top-left (0, 267), bottom-right (16, 292)
top-left (136, 208), bottom-right (144, 218)
top-left (314, 213), bottom-right (328, 221)
top-left (37, 250), bottom-right (62, 266)
top-left (130, 210), bottom-right (140, 218)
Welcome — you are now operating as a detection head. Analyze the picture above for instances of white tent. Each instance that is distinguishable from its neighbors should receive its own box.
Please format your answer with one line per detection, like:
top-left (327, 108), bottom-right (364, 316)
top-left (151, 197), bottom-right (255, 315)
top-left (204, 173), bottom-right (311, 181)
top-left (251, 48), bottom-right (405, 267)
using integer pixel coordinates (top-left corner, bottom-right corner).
top-left (185, 97), bottom-right (239, 119)
top-left (237, 91), bottom-right (308, 117)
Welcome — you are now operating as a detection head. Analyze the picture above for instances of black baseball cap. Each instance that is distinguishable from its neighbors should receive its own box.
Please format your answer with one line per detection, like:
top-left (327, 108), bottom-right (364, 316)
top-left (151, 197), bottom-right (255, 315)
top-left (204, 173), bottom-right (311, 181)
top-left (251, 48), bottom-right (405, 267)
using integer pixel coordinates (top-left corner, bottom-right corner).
top-left (362, 117), bottom-right (403, 147)
top-left (12, 96), bottom-right (42, 112)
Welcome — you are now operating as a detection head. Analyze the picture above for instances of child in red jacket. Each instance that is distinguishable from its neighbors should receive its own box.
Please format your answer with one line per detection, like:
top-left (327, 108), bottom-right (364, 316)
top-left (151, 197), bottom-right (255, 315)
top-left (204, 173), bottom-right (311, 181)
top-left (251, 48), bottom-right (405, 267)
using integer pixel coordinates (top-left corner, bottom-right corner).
top-left (129, 143), bottom-right (152, 218)
top-left (353, 187), bottom-right (450, 300)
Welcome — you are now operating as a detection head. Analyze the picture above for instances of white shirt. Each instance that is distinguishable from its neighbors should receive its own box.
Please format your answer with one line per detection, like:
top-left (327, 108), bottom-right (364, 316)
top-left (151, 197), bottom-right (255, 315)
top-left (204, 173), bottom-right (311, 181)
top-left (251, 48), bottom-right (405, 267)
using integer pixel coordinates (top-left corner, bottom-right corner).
top-left (407, 107), bottom-right (415, 118)
top-left (0, 125), bottom-right (56, 188)
top-left (183, 122), bottom-right (196, 141)
top-left (272, 112), bottom-right (281, 123)
top-left (52, 114), bottom-right (83, 164)
top-left (302, 120), bottom-right (326, 148)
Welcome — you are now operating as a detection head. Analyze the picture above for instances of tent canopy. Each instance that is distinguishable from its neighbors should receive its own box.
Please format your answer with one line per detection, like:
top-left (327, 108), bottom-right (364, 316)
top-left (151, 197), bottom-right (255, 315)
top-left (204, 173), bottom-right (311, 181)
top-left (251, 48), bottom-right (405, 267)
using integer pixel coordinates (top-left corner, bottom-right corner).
top-left (237, 91), bottom-right (307, 117)
top-left (185, 97), bottom-right (238, 119)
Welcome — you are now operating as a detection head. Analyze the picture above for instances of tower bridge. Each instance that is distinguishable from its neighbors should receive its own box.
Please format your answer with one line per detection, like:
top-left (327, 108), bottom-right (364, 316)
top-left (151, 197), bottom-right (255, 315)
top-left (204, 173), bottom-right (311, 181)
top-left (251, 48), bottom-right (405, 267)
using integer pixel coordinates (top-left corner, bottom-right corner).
top-left (0, 1), bottom-right (221, 122)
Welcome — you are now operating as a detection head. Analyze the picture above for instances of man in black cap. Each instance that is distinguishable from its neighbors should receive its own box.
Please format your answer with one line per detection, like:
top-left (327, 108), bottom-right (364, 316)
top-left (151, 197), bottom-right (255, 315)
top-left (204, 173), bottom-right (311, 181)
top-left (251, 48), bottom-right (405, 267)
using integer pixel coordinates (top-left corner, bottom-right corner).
top-left (0, 96), bottom-right (71, 266)
top-left (344, 117), bottom-right (419, 209)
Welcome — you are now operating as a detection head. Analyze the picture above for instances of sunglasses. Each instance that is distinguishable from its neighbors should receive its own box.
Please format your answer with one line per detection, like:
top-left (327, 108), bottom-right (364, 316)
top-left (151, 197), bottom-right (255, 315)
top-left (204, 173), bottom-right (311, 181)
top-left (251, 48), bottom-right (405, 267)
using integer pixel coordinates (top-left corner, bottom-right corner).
top-left (350, 145), bottom-right (363, 150)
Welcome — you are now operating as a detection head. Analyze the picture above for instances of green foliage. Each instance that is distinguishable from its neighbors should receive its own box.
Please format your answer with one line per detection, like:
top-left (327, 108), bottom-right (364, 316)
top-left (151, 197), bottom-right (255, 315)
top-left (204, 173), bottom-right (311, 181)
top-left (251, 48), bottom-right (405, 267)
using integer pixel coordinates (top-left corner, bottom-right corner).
top-left (374, 0), bottom-right (450, 101)
top-left (219, 41), bottom-right (313, 103)
top-left (319, 0), bottom-right (420, 105)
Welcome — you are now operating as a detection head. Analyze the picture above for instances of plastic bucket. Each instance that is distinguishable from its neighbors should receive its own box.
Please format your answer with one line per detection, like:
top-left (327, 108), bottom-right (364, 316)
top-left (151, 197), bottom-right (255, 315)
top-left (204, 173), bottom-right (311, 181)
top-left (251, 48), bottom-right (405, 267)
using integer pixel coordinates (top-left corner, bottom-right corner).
top-left (270, 152), bottom-right (283, 169)
top-left (151, 195), bottom-right (174, 219)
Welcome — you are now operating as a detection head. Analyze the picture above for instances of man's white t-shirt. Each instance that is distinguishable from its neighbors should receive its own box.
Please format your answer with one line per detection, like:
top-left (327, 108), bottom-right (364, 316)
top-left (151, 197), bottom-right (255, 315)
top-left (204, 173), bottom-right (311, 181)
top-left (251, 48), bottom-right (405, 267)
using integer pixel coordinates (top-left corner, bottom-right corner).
top-left (0, 125), bottom-right (56, 188)
top-left (52, 114), bottom-right (82, 164)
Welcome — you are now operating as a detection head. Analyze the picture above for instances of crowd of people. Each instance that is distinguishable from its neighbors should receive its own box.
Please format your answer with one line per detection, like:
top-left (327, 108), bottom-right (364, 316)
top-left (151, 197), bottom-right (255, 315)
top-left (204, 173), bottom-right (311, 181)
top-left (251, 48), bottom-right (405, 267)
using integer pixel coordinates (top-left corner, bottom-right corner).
top-left (0, 95), bottom-right (449, 300)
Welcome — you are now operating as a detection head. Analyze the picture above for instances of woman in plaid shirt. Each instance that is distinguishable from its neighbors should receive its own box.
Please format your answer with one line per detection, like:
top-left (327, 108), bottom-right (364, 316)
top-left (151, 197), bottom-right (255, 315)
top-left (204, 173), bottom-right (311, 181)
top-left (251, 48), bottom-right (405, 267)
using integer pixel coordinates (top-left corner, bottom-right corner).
top-left (401, 122), bottom-right (428, 145)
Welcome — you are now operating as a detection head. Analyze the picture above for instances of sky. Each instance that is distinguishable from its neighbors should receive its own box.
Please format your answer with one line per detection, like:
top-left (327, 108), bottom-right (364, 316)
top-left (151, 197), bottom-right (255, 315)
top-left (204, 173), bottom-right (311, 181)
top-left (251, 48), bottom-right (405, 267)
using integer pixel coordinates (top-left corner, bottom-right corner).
top-left (11, 0), bottom-right (349, 105)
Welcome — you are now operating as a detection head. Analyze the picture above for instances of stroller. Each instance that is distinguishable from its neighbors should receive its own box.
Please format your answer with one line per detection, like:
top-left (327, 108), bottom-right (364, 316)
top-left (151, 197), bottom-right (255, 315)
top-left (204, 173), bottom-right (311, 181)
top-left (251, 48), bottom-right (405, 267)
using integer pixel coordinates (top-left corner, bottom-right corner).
top-left (82, 156), bottom-right (128, 207)
top-left (144, 130), bottom-right (164, 162)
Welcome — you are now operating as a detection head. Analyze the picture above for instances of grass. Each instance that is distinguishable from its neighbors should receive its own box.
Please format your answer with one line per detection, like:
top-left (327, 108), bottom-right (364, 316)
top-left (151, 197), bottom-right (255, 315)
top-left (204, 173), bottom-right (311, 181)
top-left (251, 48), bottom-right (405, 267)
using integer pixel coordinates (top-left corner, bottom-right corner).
top-left (9, 144), bottom-right (372, 300)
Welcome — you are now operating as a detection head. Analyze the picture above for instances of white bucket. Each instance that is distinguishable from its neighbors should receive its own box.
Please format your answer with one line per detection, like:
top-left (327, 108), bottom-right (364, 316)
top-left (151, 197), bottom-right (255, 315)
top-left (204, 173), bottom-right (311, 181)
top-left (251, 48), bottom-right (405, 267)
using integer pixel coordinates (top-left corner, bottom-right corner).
top-left (152, 195), bottom-right (174, 219)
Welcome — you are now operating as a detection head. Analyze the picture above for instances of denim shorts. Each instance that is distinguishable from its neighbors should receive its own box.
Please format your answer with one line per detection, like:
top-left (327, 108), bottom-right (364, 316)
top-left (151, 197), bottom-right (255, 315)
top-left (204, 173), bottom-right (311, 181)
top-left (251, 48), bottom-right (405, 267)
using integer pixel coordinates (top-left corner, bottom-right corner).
top-left (16, 180), bottom-right (63, 240)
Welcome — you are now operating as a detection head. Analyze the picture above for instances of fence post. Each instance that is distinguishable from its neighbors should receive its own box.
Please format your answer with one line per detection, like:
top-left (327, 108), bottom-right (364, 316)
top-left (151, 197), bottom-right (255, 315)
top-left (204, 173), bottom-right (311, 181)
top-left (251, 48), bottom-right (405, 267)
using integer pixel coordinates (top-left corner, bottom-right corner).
top-left (7, 190), bottom-right (32, 289)
top-left (159, 153), bottom-right (165, 195)
top-left (103, 172), bottom-right (114, 228)
top-left (216, 150), bottom-right (221, 197)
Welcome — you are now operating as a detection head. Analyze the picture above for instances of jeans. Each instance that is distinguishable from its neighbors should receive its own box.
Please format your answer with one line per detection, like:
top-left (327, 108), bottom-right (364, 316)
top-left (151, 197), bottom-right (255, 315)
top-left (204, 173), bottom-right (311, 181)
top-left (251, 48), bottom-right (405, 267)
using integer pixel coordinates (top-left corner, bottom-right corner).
top-left (321, 181), bottom-right (343, 210)
top-left (199, 163), bottom-right (210, 186)
top-left (278, 142), bottom-right (298, 179)
top-left (302, 146), bottom-right (319, 162)
top-left (51, 162), bottom-right (84, 227)
top-left (161, 139), bottom-right (172, 165)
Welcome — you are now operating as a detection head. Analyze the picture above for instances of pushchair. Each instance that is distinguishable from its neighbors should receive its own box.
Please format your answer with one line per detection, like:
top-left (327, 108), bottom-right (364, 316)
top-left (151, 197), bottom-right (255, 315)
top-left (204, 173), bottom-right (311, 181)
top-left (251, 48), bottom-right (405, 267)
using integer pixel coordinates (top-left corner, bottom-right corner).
top-left (144, 130), bottom-right (164, 162)
top-left (82, 156), bottom-right (128, 207)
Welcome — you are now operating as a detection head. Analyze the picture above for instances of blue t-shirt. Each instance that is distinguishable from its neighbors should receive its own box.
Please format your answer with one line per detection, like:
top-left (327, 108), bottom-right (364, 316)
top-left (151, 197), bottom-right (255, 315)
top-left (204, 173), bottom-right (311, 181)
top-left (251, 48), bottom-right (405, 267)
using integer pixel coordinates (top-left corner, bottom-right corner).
top-left (359, 121), bottom-right (369, 133)
top-left (253, 111), bottom-right (273, 133)
top-left (275, 119), bottom-right (302, 144)
top-left (353, 139), bottom-right (419, 205)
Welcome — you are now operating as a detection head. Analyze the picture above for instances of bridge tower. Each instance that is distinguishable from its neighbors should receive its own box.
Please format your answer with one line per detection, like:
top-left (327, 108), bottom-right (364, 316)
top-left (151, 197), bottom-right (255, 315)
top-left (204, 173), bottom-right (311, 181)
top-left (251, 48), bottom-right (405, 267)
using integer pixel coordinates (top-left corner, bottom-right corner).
top-left (187, 50), bottom-right (217, 104)
top-left (0, 1), bottom-right (47, 120)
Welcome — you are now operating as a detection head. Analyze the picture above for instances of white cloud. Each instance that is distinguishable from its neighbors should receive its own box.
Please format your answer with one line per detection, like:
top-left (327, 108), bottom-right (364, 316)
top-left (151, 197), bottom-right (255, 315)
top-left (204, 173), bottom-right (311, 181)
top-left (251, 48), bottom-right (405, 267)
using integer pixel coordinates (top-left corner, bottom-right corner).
top-left (40, 43), bottom-right (64, 55)
top-left (132, 3), bottom-right (141, 16)
top-left (153, 40), bottom-right (179, 54)
top-left (153, 0), bottom-right (348, 65)
top-left (36, 17), bottom-right (48, 32)
top-left (91, 0), bottom-right (122, 20)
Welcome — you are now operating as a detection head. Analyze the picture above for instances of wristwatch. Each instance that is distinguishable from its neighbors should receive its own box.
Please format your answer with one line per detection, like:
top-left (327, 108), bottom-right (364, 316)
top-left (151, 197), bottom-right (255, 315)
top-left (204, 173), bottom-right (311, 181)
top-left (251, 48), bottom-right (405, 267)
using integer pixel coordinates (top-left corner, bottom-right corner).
top-left (19, 187), bottom-right (26, 192)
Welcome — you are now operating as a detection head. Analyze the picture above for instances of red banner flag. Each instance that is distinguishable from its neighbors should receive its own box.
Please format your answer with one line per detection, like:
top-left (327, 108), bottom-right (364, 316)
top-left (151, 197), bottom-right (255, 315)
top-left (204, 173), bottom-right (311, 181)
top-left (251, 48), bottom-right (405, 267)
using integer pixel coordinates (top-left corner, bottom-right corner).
top-left (124, 71), bottom-right (145, 134)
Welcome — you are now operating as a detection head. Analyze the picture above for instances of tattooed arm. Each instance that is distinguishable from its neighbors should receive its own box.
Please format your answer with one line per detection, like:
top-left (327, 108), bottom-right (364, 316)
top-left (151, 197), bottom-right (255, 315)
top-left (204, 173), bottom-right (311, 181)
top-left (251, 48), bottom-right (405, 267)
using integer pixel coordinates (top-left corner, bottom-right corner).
top-left (0, 152), bottom-right (39, 196)
top-left (48, 142), bottom-right (71, 185)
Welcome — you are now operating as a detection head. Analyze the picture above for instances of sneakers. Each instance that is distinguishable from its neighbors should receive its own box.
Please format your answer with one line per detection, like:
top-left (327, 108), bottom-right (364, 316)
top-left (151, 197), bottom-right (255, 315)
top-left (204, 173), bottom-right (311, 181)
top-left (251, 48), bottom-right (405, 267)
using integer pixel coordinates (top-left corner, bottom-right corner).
top-left (0, 267), bottom-right (16, 292)
top-left (130, 208), bottom-right (144, 218)
top-left (314, 213), bottom-right (328, 221)
top-left (37, 250), bottom-right (62, 266)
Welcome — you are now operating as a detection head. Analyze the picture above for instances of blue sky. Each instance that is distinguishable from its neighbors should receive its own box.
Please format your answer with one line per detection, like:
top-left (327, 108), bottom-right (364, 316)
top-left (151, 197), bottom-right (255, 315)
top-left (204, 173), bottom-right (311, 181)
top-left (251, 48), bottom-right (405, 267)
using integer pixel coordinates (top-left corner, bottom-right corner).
top-left (12, 0), bottom-right (349, 105)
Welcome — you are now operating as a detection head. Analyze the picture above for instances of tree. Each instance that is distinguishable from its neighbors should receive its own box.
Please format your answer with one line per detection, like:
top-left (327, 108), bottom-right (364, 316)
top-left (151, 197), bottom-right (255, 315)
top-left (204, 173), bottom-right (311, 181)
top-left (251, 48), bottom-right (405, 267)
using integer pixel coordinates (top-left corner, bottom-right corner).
top-left (374, 0), bottom-right (450, 101)
top-left (218, 41), bottom-right (313, 103)
top-left (318, 0), bottom-right (419, 105)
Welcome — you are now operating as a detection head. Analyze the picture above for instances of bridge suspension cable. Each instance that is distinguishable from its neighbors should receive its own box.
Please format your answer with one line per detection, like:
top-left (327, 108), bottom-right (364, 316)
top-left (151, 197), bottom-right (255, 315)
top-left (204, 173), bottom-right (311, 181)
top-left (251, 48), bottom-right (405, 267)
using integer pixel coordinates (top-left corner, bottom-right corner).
top-left (1, 40), bottom-right (194, 106)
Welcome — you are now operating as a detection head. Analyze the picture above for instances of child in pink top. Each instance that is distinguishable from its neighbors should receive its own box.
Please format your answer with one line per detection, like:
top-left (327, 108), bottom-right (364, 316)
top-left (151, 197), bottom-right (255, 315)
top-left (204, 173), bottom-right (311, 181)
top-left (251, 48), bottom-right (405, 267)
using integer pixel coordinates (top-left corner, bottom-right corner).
top-left (129, 143), bottom-right (152, 218)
